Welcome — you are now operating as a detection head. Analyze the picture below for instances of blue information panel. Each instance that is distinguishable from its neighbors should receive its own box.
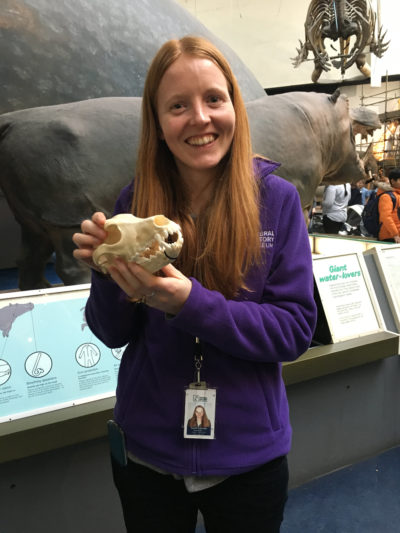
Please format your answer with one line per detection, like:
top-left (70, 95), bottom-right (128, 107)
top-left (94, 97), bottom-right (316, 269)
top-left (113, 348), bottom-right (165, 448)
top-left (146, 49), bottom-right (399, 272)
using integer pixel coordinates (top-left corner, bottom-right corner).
top-left (0, 285), bottom-right (122, 422)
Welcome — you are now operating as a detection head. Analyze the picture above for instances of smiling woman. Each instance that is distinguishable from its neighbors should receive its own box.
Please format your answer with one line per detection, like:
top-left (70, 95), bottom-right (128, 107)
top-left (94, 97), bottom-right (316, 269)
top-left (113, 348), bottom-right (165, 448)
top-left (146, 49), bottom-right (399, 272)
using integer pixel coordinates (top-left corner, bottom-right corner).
top-left (72, 35), bottom-right (317, 533)
top-left (156, 54), bottom-right (236, 192)
top-left (130, 37), bottom-right (261, 298)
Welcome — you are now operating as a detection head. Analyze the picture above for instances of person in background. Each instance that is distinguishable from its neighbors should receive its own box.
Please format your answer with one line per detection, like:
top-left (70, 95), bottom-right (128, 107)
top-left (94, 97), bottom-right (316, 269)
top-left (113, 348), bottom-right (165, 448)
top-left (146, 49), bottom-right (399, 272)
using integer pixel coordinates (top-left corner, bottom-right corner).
top-left (322, 183), bottom-right (351, 234)
top-left (360, 177), bottom-right (374, 205)
top-left (378, 167), bottom-right (389, 183)
top-left (348, 178), bottom-right (365, 206)
top-left (72, 36), bottom-right (317, 533)
top-left (378, 167), bottom-right (400, 243)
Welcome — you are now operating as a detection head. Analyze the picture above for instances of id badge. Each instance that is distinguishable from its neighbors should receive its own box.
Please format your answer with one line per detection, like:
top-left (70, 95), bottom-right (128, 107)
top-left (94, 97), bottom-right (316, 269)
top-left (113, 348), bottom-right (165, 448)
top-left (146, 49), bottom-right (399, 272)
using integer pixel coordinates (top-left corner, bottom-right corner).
top-left (184, 384), bottom-right (216, 440)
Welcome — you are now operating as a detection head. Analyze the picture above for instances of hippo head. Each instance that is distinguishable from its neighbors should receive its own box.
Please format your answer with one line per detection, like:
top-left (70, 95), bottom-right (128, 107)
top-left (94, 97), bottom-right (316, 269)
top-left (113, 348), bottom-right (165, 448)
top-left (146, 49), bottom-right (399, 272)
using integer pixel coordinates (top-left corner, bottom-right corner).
top-left (93, 214), bottom-right (183, 273)
top-left (321, 91), bottom-right (367, 186)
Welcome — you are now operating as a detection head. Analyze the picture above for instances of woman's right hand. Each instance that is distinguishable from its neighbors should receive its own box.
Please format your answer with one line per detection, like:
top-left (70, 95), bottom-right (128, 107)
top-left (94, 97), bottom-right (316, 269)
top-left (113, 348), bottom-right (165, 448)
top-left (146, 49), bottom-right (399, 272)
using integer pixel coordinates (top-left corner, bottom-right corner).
top-left (72, 212), bottom-right (108, 271)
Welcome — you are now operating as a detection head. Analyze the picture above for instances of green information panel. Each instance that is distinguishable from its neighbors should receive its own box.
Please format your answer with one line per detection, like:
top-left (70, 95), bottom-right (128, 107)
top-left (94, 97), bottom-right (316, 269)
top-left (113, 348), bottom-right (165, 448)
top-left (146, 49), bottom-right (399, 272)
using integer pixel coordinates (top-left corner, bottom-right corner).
top-left (313, 252), bottom-right (385, 343)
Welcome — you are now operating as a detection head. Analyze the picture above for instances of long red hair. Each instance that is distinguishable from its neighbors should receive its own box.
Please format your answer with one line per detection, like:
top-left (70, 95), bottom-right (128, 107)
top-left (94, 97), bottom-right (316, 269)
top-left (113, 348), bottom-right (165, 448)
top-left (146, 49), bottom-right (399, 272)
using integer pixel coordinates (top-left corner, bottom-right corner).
top-left (132, 36), bottom-right (261, 298)
top-left (188, 405), bottom-right (211, 428)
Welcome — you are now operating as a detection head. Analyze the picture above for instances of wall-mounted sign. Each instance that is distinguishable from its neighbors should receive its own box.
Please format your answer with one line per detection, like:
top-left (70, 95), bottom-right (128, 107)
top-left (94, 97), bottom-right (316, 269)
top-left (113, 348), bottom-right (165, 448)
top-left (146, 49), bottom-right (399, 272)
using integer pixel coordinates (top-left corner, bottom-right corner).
top-left (364, 245), bottom-right (400, 332)
top-left (0, 285), bottom-right (122, 423)
top-left (313, 252), bottom-right (384, 343)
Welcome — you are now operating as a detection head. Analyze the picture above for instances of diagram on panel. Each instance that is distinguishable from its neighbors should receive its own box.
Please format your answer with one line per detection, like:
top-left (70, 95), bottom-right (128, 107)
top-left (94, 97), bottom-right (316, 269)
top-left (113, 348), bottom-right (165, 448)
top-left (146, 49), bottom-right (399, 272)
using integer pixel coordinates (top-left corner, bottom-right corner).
top-left (0, 291), bottom-right (121, 422)
top-left (0, 359), bottom-right (11, 385)
top-left (0, 302), bottom-right (34, 338)
top-left (75, 343), bottom-right (101, 368)
top-left (25, 351), bottom-right (52, 378)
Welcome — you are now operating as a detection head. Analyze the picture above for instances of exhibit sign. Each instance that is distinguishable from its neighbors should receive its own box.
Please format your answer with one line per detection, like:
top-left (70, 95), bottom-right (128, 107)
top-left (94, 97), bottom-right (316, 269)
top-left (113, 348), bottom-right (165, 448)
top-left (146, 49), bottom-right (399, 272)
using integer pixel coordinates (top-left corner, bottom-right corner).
top-left (364, 245), bottom-right (400, 331)
top-left (313, 252), bottom-right (384, 343)
top-left (0, 285), bottom-right (123, 423)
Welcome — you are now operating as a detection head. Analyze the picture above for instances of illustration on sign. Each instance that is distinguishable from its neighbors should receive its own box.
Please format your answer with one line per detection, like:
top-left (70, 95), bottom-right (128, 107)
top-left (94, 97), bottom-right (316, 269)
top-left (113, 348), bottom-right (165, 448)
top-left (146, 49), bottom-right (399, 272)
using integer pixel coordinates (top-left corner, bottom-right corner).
top-left (0, 288), bottom-right (123, 422)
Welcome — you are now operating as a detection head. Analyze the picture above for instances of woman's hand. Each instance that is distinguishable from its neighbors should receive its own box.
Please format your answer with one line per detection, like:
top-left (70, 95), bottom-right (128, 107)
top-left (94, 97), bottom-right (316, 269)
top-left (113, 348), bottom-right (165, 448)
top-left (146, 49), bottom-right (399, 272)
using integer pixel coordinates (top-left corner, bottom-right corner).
top-left (72, 212), bottom-right (108, 271)
top-left (108, 260), bottom-right (192, 315)
top-left (73, 213), bottom-right (192, 314)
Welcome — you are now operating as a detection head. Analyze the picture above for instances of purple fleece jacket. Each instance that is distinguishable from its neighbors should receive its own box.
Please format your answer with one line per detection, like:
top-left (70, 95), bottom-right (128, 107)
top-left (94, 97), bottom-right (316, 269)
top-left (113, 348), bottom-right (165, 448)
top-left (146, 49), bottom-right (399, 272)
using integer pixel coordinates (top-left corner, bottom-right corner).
top-left (85, 157), bottom-right (317, 476)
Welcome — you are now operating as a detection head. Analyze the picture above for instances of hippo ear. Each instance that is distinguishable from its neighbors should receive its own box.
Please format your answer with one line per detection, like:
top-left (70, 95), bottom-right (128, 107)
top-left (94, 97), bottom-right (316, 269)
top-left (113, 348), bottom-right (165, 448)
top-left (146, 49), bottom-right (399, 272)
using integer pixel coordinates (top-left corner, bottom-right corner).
top-left (328, 89), bottom-right (341, 104)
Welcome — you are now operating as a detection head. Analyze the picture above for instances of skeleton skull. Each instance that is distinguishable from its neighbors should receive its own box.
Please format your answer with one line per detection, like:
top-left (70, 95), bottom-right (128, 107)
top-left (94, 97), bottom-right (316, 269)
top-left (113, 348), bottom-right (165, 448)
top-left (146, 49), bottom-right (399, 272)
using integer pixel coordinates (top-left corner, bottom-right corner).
top-left (93, 214), bottom-right (183, 273)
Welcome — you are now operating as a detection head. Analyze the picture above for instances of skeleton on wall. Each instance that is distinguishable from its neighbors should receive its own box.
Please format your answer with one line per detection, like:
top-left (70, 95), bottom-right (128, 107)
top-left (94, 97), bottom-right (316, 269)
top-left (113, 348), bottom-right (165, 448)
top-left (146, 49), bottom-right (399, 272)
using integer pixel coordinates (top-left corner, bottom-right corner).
top-left (292, 0), bottom-right (390, 82)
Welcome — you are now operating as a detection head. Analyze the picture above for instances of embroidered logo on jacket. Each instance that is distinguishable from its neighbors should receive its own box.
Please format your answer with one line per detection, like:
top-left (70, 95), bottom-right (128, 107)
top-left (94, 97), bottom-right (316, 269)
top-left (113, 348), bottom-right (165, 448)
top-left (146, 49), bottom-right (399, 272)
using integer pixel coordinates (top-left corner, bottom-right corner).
top-left (259, 230), bottom-right (275, 248)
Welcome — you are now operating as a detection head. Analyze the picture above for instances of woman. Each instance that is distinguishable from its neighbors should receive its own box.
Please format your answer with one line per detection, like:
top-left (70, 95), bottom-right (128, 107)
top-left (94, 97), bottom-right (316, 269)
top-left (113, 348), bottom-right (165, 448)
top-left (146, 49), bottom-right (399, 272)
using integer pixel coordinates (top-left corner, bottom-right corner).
top-left (378, 167), bottom-right (400, 243)
top-left (73, 36), bottom-right (317, 533)
top-left (322, 183), bottom-right (351, 234)
top-left (187, 405), bottom-right (211, 436)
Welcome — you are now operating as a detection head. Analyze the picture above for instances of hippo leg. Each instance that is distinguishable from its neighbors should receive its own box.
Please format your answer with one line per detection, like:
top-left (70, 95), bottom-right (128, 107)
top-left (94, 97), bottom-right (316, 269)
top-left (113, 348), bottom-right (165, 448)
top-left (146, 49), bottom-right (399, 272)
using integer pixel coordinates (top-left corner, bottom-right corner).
top-left (50, 227), bottom-right (92, 286)
top-left (17, 226), bottom-right (54, 290)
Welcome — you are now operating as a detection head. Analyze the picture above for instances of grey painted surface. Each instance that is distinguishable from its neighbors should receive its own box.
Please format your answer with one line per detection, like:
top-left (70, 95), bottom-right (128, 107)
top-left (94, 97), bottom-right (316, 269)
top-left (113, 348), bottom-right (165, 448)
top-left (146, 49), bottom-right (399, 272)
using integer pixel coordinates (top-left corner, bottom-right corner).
top-left (0, 0), bottom-right (265, 116)
top-left (1, 355), bottom-right (399, 531)
top-left (287, 354), bottom-right (400, 487)
top-left (0, 437), bottom-right (125, 533)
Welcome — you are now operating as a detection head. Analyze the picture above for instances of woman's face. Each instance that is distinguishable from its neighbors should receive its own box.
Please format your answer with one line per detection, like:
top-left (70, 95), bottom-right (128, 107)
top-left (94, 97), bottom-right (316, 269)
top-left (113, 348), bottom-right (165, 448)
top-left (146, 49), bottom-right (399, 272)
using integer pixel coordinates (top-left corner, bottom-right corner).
top-left (156, 54), bottom-right (236, 181)
top-left (195, 407), bottom-right (204, 418)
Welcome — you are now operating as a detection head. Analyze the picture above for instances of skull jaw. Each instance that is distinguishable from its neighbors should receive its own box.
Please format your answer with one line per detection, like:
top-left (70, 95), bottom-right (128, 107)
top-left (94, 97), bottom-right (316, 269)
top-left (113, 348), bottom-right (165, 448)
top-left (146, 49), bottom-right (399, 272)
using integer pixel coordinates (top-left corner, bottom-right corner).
top-left (95, 249), bottom-right (179, 274)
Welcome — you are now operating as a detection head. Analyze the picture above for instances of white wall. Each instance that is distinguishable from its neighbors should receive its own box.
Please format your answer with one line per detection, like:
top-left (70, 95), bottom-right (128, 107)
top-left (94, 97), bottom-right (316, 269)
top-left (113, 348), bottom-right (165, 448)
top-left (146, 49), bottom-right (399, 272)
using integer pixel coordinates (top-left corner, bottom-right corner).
top-left (176, 0), bottom-right (400, 90)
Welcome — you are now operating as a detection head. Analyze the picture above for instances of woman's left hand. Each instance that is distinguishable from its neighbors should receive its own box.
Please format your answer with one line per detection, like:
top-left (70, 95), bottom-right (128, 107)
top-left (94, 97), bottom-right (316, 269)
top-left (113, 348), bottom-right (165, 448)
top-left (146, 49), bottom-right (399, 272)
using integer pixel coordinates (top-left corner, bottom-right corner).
top-left (108, 259), bottom-right (192, 315)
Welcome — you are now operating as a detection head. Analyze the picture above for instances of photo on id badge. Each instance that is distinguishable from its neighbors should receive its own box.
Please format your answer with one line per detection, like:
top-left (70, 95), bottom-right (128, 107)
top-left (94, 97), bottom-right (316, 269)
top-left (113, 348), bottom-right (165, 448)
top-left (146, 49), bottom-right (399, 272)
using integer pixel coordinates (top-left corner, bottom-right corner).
top-left (184, 387), bottom-right (216, 439)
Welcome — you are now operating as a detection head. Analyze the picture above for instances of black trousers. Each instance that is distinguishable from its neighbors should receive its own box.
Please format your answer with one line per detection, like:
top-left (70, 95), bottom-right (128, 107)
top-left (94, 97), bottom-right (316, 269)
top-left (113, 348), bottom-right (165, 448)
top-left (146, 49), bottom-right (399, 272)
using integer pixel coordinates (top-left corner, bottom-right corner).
top-left (322, 215), bottom-right (345, 234)
top-left (111, 455), bottom-right (289, 533)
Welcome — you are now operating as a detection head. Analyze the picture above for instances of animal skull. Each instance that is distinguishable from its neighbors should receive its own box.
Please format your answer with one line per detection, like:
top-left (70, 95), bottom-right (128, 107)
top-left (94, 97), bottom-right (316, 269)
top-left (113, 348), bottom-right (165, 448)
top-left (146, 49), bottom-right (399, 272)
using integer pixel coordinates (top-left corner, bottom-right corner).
top-left (93, 214), bottom-right (183, 273)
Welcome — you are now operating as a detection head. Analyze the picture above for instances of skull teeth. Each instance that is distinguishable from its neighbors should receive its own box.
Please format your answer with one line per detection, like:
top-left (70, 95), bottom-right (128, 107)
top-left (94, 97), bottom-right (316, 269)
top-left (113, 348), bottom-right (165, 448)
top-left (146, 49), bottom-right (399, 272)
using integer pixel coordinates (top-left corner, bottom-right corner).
top-left (139, 231), bottom-right (181, 258)
top-left (140, 240), bottom-right (160, 259)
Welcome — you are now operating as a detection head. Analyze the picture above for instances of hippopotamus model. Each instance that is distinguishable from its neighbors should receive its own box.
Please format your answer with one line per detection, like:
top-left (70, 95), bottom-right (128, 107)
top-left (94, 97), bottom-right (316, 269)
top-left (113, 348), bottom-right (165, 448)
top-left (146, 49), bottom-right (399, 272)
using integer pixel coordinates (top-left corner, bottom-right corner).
top-left (0, 91), bottom-right (366, 290)
top-left (247, 89), bottom-right (365, 212)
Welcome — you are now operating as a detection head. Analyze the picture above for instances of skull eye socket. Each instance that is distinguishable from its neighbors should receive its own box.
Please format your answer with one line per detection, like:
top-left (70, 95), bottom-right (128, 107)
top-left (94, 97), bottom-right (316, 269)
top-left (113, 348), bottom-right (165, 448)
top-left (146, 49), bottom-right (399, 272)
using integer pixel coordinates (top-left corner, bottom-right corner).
top-left (104, 225), bottom-right (122, 244)
top-left (166, 232), bottom-right (179, 244)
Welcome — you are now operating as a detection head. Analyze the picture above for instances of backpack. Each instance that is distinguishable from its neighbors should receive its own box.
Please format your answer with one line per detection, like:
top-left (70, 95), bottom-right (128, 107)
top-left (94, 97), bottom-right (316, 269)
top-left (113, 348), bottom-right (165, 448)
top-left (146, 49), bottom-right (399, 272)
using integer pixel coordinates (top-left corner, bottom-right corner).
top-left (361, 190), bottom-right (396, 238)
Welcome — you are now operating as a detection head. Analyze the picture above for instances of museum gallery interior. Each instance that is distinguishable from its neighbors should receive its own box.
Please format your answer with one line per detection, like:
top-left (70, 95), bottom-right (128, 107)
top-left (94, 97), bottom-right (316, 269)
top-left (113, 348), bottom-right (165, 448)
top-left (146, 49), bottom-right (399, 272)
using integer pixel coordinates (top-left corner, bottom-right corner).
top-left (1, 1), bottom-right (399, 532)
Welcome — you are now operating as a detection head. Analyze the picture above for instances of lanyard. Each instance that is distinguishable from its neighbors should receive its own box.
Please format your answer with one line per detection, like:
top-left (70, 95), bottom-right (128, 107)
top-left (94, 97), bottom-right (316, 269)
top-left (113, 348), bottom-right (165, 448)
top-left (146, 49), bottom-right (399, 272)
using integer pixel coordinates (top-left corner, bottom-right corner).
top-left (191, 337), bottom-right (207, 389)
